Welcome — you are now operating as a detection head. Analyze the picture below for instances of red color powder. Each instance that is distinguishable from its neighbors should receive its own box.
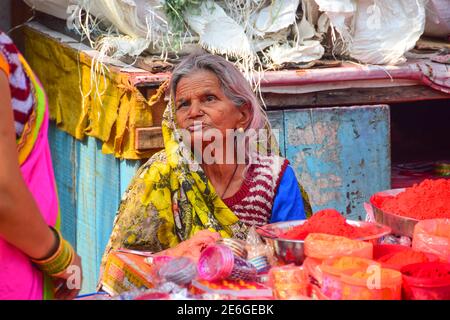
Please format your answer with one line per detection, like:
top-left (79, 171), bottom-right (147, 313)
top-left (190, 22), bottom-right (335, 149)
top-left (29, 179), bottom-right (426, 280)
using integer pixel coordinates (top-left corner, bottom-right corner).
top-left (282, 209), bottom-right (374, 240)
top-left (403, 263), bottom-right (450, 280)
top-left (374, 179), bottom-right (450, 220)
top-left (380, 250), bottom-right (429, 267)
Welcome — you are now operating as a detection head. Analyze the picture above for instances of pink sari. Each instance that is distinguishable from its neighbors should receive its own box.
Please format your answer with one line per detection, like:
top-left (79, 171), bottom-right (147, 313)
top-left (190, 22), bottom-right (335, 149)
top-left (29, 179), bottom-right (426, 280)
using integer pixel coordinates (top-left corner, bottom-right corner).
top-left (0, 55), bottom-right (59, 300)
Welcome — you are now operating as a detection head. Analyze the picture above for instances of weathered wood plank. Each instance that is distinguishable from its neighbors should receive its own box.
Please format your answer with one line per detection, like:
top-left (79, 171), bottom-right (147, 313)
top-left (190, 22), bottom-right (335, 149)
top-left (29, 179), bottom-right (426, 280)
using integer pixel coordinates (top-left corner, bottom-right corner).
top-left (284, 105), bottom-right (390, 220)
top-left (75, 137), bottom-right (98, 293)
top-left (264, 86), bottom-right (449, 109)
top-left (95, 140), bottom-right (120, 283)
top-left (48, 122), bottom-right (77, 247)
top-left (267, 111), bottom-right (286, 157)
top-left (135, 127), bottom-right (164, 151)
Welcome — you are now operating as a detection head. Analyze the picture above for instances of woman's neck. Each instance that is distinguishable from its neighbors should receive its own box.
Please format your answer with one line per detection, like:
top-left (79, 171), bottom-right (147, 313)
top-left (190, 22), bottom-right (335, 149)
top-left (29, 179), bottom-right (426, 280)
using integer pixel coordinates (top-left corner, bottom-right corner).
top-left (202, 162), bottom-right (233, 176)
top-left (201, 162), bottom-right (246, 198)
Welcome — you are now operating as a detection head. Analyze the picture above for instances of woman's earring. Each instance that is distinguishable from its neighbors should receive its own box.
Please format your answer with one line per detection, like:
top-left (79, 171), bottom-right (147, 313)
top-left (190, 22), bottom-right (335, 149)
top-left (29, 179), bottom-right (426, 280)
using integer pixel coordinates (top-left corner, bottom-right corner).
top-left (237, 127), bottom-right (245, 134)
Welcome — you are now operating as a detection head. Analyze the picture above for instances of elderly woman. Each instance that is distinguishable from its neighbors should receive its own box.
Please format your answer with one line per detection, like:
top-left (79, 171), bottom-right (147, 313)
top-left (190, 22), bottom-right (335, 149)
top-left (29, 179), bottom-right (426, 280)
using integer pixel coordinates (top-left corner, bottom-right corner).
top-left (101, 52), bottom-right (311, 261)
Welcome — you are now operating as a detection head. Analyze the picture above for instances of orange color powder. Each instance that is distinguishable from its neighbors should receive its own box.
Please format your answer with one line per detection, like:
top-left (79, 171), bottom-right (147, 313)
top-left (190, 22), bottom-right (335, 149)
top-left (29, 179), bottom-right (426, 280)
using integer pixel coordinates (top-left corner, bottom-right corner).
top-left (373, 179), bottom-right (450, 220)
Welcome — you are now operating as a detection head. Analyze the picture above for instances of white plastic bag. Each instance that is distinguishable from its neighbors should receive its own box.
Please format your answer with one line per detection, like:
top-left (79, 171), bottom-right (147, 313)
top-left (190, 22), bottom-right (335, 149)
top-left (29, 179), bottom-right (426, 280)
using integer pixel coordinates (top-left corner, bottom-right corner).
top-left (314, 0), bottom-right (427, 65)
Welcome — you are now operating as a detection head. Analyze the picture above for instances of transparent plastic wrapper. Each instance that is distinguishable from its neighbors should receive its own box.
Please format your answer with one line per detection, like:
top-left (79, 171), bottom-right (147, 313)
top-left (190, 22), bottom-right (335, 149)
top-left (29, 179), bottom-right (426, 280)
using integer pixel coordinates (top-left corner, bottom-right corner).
top-left (303, 257), bottom-right (323, 289)
top-left (158, 257), bottom-right (198, 286)
top-left (304, 233), bottom-right (373, 260)
top-left (412, 219), bottom-right (450, 262)
top-left (191, 279), bottom-right (273, 299)
top-left (246, 226), bottom-right (277, 266)
top-left (112, 282), bottom-right (194, 300)
top-left (268, 265), bottom-right (309, 300)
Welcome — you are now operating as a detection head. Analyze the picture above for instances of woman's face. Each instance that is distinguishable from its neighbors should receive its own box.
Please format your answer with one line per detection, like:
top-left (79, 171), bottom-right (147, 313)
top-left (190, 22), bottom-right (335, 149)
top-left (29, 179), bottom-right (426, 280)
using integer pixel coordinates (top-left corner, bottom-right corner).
top-left (175, 70), bottom-right (250, 161)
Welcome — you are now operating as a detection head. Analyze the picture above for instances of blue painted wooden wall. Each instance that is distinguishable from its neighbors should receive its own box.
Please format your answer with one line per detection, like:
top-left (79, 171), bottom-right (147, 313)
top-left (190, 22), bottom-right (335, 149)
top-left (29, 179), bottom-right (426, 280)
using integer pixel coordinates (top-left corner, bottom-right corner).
top-left (48, 104), bottom-right (390, 293)
top-left (48, 122), bottom-right (141, 294)
top-left (268, 105), bottom-right (390, 220)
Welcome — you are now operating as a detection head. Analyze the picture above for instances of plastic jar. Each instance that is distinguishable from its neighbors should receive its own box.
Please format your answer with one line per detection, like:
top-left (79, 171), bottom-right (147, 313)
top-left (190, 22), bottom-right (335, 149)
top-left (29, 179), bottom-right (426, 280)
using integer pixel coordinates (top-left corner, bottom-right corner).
top-left (401, 262), bottom-right (450, 300)
top-left (304, 233), bottom-right (373, 261)
top-left (340, 267), bottom-right (402, 300)
top-left (197, 245), bottom-right (235, 281)
top-left (321, 256), bottom-right (380, 300)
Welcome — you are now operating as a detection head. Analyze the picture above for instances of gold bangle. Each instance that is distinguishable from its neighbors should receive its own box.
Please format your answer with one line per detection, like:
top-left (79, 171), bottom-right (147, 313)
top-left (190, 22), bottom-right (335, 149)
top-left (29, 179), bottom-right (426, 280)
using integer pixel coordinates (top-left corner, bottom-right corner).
top-left (32, 227), bottom-right (62, 264)
top-left (32, 228), bottom-right (75, 276)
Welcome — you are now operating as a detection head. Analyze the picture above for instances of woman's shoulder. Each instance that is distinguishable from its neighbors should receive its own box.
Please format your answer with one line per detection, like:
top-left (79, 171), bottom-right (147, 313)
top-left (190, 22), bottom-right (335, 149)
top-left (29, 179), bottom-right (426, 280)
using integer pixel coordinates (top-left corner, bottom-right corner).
top-left (250, 153), bottom-right (290, 186)
top-left (136, 150), bottom-right (167, 176)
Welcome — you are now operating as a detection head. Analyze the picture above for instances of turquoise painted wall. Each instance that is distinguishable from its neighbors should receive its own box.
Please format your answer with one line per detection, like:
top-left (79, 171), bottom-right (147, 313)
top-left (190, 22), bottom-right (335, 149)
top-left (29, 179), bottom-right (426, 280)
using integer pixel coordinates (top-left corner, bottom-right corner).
top-left (48, 122), bottom-right (141, 294)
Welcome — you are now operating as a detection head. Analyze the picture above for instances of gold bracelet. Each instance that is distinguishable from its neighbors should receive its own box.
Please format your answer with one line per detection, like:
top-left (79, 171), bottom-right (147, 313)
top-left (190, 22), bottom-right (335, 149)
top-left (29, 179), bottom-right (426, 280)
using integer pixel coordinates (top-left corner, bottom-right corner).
top-left (32, 227), bottom-right (75, 276)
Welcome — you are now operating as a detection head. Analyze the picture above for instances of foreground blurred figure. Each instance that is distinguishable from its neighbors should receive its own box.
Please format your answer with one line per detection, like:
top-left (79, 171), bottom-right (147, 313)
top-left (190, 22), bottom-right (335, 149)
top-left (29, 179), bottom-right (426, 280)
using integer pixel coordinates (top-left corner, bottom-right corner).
top-left (0, 31), bottom-right (82, 300)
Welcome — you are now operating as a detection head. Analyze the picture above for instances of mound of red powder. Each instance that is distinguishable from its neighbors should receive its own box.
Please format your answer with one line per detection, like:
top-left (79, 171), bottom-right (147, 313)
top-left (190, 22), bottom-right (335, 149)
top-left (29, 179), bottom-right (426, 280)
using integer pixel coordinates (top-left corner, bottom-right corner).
top-left (380, 250), bottom-right (429, 267)
top-left (282, 209), bottom-right (375, 240)
top-left (373, 179), bottom-right (450, 220)
top-left (402, 262), bottom-right (450, 280)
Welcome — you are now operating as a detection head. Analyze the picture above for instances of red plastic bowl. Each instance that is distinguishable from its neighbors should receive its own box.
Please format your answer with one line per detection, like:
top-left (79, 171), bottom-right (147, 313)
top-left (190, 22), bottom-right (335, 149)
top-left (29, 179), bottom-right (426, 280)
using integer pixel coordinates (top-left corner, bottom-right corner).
top-left (401, 262), bottom-right (450, 300)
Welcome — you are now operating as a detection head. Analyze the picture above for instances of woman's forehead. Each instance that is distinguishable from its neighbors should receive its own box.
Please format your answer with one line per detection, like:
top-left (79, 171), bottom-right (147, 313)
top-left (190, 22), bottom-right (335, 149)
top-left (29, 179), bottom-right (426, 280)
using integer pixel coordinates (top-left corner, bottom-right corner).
top-left (176, 70), bottom-right (222, 96)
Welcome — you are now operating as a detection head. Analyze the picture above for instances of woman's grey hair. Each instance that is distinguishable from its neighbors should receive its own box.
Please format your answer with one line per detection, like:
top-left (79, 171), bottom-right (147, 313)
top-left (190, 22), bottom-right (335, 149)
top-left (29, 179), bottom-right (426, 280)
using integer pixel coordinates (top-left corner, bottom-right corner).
top-left (169, 51), bottom-right (269, 132)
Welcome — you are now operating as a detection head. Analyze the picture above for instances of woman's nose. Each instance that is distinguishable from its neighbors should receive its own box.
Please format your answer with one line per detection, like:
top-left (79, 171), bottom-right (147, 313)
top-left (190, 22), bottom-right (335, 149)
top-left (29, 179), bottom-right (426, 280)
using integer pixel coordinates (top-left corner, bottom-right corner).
top-left (187, 101), bottom-right (204, 119)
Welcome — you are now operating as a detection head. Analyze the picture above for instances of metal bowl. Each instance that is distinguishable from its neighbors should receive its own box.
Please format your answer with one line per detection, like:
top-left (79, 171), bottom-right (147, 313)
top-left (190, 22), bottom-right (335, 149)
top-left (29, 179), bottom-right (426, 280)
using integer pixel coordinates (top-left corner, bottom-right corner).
top-left (257, 220), bottom-right (392, 266)
top-left (369, 188), bottom-right (419, 238)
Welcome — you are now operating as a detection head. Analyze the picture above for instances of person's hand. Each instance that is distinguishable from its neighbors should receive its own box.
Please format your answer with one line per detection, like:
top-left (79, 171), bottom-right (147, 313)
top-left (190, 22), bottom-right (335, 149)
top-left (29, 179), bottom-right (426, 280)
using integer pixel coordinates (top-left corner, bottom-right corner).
top-left (51, 252), bottom-right (83, 300)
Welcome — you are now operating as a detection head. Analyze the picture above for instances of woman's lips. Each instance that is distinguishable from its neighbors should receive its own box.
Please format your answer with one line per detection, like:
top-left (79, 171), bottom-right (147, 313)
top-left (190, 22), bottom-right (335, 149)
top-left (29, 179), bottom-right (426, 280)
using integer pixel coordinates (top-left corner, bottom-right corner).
top-left (187, 123), bottom-right (207, 132)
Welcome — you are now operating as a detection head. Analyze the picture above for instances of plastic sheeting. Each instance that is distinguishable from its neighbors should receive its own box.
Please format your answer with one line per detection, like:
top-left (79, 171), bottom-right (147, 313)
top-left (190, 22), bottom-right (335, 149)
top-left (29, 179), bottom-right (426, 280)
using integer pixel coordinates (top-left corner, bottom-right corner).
top-left (315, 0), bottom-right (427, 65)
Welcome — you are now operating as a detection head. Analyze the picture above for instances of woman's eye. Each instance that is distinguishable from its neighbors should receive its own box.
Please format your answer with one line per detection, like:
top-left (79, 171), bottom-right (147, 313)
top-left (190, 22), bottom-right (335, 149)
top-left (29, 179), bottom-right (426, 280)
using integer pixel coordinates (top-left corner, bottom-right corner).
top-left (205, 95), bottom-right (216, 102)
top-left (177, 102), bottom-right (188, 110)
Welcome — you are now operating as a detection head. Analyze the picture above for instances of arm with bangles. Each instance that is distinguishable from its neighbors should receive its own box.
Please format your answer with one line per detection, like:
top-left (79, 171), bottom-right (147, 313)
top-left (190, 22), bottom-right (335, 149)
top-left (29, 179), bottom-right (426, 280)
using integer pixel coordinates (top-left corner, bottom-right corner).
top-left (0, 71), bottom-right (82, 300)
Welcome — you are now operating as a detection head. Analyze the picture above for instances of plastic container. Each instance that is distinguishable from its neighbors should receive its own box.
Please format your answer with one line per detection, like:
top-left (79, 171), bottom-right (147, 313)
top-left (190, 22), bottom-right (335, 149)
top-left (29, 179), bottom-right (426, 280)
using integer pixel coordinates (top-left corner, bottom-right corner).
top-left (412, 219), bottom-right (450, 262)
top-left (401, 262), bottom-right (450, 300)
top-left (303, 257), bottom-right (323, 295)
top-left (197, 245), bottom-right (235, 281)
top-left (269, 265), bottom-right (308, 300)
top-left (304, 233), bottom-right (373, 261)
top-left (320, 256), bottom-right (380, 300)
top-left (340, 267), bottom-right (402, 300)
